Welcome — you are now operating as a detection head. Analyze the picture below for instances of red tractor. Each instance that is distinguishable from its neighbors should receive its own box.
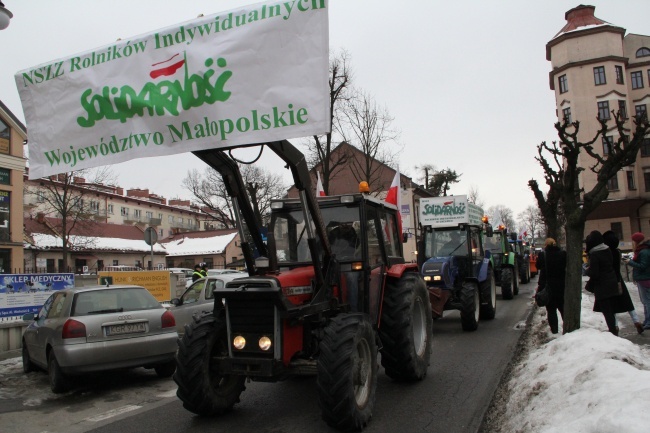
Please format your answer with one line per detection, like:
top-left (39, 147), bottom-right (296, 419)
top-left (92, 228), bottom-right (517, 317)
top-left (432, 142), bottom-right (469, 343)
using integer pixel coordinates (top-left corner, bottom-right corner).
top-left (173, 141), bottom-right (433, 431)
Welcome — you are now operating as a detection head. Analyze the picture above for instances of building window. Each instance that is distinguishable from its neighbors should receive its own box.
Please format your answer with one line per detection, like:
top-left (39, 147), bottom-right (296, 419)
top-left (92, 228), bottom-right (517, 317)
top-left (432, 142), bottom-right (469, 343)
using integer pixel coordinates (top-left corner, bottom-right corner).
top-left (637, 47), bottom-right (650, 58)
top-left (636, 104), bottom-right (648, 120)
top-left (597, 101), bottom-right (610, 120)
top-left (0, 117), bottom-right (9, 155)
top-left (120, 207), bottom-right (129, 216)
top-left (602, 136), bottom-right (614, 156)
top-left (593, 66), bottom-right (606, 85)
top-left (158, 213), bottom-right (163, 219)
top-left (37, 190), bottom-right (45, 203)
top-left (159, 229), bottom-right (164, 237)
top-left (641, 139), bottom-right (650, 157)
top-left (626, 171), bottom-right (636, 190)
top-left (631, 71), bottom-right (644, 89)
top-left (168, 215), bottom-right (174, 224)
top-left (606, 173), bottom-right (618, 191)
top-left (146, 211), bottom-right (153, 219)
top-left (108, 204), bottom-right (114, 214)
top-left (113, 260), bottom-right (119, 266)
top-left (134, 209), bottom-right (141, 218)
top-left (618, 100), bottom-right (627, 119)
top-left (610, 222), bottom-right (624, 241)
top-left (562, 107), bottom-right (572, 123)
top-left (615, 66), bottom-right (624, 84)
top-left (558, 74), bottom-right (568, 93)
top-left (90, 200), bottom-right (99, 212)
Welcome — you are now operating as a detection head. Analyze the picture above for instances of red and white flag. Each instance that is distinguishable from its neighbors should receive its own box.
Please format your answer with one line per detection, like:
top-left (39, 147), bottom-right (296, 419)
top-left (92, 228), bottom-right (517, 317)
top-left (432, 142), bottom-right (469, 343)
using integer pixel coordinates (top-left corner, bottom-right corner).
top-left (149, 53), bottom-right (185, 79)
top-left (385, 167), bottom-right (403, 234)
top-left (519, 229), bottom-right (529, 240)
top-left (316, 171), bottom-right (326, 197)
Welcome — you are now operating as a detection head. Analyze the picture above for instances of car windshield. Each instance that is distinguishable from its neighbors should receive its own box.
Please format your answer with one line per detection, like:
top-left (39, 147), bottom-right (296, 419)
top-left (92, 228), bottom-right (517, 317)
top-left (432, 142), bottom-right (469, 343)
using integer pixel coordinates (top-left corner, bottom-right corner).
top-left (272, 205), bottom-right (362, 264)
top-left (72, 288), bottom-right (161, 316)
top-left (484, 232), bottom-right (503, 253)
top-left (424, 229), bottom-right (468, 258)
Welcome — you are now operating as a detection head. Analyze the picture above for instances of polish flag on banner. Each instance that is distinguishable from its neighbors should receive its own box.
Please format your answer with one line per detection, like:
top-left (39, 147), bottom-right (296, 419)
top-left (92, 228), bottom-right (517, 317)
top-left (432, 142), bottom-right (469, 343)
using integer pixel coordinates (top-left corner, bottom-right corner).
top-left (519, 229), bottom-right (529, 240)
top-left (316, 171), bottom-right (326, 197)
top-left (150, 53), bottom-right (185, 79)
top-left (385, 167), bottom-right (403, 234)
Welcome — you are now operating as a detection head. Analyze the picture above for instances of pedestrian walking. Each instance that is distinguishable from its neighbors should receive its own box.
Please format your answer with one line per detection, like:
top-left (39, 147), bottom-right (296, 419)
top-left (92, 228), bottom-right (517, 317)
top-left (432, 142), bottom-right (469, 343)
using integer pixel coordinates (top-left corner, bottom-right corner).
top-left (584, 230), bottom-right (621, 336)
top-left (536, 238), bottom-right (565, 334)
top-left (622, 232), bottom-right (650, 331)
top-left (602, 231), bottom-right (644, 334)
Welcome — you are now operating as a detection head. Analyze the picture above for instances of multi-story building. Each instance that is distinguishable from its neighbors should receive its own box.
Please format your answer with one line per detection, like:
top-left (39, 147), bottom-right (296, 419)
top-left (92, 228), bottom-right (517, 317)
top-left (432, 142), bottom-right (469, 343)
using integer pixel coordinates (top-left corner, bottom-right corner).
top-left (0, 100), bottom-right (27, 273)
top-left (546, 5), bottom-right (650, 249)
top-left (23, 175), bottom-right (218, 239)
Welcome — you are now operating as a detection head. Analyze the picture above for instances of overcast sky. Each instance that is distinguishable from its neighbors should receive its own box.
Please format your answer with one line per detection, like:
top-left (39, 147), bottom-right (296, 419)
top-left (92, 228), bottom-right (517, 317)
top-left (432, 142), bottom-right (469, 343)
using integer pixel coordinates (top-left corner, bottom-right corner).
top-left (2, 0), bottom-right (649, 221)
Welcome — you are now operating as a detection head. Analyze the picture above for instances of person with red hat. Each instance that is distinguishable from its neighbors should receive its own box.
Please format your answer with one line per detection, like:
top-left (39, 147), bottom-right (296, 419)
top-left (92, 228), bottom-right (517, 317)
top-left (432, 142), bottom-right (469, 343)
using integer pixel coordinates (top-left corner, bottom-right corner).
top-left (623, 232), bottom-right (650, 331)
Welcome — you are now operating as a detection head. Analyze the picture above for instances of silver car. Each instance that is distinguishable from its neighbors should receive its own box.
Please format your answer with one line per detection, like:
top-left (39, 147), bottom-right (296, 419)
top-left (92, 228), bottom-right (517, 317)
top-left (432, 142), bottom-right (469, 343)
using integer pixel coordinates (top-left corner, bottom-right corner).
top-left (21, 285), bottom-right (179, 393)
top-left (170, 274), bottom-right (245, 335)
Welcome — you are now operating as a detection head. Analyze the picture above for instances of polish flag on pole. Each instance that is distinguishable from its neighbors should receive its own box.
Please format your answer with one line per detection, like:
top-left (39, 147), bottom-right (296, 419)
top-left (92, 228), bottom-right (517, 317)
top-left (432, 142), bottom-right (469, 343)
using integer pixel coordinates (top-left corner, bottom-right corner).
top-left (316, 171), bottom-right (326, 197)
top-left (385, 167), bottom-right (403, 234)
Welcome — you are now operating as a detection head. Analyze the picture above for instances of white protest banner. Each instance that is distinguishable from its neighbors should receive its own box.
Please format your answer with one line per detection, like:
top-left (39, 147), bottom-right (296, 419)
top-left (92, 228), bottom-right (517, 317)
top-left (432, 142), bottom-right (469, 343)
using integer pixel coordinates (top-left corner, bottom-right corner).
top-left (16, 0), bottom-right (330, 180)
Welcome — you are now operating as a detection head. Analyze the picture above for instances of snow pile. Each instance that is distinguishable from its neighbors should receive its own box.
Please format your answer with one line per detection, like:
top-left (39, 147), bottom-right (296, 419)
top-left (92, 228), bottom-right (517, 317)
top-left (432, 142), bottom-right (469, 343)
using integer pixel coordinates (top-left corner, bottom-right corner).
top-left (500, 284), bottom-right (650, 433)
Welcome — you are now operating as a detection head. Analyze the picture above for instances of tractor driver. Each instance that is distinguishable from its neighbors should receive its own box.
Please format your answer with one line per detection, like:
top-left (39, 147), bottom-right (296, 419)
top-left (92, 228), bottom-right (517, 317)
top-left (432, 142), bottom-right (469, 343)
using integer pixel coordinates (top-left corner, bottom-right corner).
top-left (439, 230), bottom-right (464, 256)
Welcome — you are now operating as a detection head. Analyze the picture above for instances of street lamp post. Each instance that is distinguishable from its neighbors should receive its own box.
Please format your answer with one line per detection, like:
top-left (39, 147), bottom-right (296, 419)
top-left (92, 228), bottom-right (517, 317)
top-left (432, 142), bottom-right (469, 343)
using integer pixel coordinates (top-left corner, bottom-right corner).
top-left (0, 1), bottom-right (13, 30)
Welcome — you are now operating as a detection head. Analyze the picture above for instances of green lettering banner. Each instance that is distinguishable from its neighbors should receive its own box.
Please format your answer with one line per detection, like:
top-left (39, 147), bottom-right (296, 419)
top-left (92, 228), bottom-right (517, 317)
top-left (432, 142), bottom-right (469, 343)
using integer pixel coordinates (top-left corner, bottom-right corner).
top-left (17, 0), bottom-right (330, 180)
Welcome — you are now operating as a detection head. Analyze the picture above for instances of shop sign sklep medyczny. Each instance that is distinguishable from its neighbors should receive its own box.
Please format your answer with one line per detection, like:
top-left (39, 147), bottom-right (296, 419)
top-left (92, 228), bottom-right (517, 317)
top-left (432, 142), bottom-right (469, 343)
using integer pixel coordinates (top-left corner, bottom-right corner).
top-left (16, 0), bottom-right (330, 179)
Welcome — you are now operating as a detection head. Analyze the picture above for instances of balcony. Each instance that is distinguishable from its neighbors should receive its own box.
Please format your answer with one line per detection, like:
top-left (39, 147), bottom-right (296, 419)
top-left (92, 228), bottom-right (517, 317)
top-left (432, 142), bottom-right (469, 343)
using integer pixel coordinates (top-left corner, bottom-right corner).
top-left (149, 218), bottom-right (162, 226)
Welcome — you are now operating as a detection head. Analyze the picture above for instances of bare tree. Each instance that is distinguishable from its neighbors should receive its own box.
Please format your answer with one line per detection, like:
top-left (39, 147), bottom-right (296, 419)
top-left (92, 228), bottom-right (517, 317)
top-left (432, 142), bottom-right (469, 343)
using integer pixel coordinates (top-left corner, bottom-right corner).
top-left (416, 164), bottom-right (435, 190)
top-left (339, 89), bottom-right (401, 193)
top-left (531, 112), bottom-right (649, 333)
top-left (182, 168), bottom-right (236, 229)
top-left (467, 184), bottom-right (486, 209)
top-left (517, 205), bottom-right (543, 245)
top-left (25, 167), bottom-right (116, 272)
top-left (183, 164), bottom-right (286, 228)
top-left (303, 49), bottom-right (353, 194)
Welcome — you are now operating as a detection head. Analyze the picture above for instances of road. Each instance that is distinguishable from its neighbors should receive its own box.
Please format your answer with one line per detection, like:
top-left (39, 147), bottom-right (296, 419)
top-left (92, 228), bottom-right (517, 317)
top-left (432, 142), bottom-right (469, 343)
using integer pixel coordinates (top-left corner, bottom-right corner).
top-left (0, 279), bottom-right (536, 433)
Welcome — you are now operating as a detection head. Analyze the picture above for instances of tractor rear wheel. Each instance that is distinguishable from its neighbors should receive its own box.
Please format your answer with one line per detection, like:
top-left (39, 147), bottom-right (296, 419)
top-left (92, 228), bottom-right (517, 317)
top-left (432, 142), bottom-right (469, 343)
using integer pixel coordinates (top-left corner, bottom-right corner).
top-left (501, 268), bottom-right (514, 300)
top-left (479, 266), bottom-right (497, 320)
top-left (317, 313), bottom-right (378, 432)
top-left (174, 312), bottom-right (246, 416)
top-left (379, 273), bottom-right (432, 381)
top-left (460, 281), bottom-right (479, 331)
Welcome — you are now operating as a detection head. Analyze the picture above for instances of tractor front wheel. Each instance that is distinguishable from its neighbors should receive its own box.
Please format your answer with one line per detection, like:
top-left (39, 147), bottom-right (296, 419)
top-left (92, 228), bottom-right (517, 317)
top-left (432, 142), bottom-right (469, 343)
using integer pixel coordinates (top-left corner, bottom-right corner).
top-left (460, 281), bottom-right (479, 332)
top-left (479, 266), bottom-right (497, 320)
top-left (318, 313), bottom-right (378, 432)
top-left (174, 312), bottom-right (246, 416)
top-left (379, 273), bottom-right (432, 381)
top-left (501, 268), bottom-right (514, 300)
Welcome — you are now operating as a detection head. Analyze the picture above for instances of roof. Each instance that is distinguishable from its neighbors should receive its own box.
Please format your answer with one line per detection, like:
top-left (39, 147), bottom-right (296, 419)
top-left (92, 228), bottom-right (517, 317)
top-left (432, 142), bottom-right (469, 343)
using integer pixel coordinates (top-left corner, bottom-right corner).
top-left (24, 216), bottom-right (166, 253)
top-left (162, 232), bottom-right (237, 257)
top-left (552, 5), bottom-right (610, 39)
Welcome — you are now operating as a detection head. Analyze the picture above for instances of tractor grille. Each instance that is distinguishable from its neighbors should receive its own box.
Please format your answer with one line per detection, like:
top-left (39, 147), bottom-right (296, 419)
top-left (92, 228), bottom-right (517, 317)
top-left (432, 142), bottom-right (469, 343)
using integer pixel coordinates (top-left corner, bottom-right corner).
top-left (226, 298), bottom-right (277, 359)
top-left (492, 254), bottom-right (503, 267)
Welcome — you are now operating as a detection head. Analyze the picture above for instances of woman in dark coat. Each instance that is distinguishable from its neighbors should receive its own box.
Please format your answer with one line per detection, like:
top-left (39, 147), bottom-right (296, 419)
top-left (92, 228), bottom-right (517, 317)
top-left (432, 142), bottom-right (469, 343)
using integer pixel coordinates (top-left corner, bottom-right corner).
top-left (585, 230), bottom-right (621, 335)
top-left (537, 238), bottom-right (565, 334)
top-left (603, 230), bottom-right (644, 334)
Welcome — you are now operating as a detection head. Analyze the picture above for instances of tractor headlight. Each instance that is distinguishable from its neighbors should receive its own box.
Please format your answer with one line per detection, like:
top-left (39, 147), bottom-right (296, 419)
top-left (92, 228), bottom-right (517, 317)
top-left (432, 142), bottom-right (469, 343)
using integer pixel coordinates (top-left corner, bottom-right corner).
top-left (423, 276), bottom-right (432, 282)
top-left (259, 336), bottom-right (272, 351)
top-left (233, 335), bottom-right (246, 350)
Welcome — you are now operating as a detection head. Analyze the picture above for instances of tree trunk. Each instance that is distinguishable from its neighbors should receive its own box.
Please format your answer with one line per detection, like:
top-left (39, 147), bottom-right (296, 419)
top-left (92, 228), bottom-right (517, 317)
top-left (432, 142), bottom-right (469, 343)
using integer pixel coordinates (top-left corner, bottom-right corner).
top-left (563, 221), bottom-right (585, 333)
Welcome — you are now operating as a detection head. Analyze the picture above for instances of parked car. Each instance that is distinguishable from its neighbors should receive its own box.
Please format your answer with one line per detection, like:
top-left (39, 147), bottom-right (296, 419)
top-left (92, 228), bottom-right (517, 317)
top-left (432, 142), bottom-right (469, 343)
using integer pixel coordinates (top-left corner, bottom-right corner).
top-left (206, 269), bottom-right (247, 277)
top-left (170, 274), bottom-right (246, 335)
top-left (21, 285), bottom-right (178, 393)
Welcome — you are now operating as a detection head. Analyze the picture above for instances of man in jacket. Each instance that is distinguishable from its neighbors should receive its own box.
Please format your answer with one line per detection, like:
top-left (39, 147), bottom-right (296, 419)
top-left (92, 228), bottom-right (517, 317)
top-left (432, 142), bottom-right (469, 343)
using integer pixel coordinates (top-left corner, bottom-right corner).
top-left (585, 230), bottom-right (621, 335)
top-left (623, 232), bottom-right (650, 330)
top-left (537, 238), bottom-right (566, 334)
top-left (191, 264), bottom-right (203, 282)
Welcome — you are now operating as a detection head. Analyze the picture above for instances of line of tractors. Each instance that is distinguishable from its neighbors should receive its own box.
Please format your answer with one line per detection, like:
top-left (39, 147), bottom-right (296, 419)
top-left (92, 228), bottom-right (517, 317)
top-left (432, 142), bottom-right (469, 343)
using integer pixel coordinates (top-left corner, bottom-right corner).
top-left (173, 143), bottom-right (535, 432)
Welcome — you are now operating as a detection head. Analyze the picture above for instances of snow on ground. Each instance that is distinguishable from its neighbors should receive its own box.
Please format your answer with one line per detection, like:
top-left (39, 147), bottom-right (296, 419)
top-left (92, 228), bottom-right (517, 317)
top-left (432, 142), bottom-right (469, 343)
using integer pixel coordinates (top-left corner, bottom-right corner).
top-left (499, 281), bottom-right (650, 433)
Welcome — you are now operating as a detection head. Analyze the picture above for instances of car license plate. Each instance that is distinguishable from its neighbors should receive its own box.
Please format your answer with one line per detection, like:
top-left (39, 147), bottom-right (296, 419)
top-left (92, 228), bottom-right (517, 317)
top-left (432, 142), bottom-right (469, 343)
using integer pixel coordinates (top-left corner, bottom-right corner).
top-left (106, 323), bottom-right (146, 336)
